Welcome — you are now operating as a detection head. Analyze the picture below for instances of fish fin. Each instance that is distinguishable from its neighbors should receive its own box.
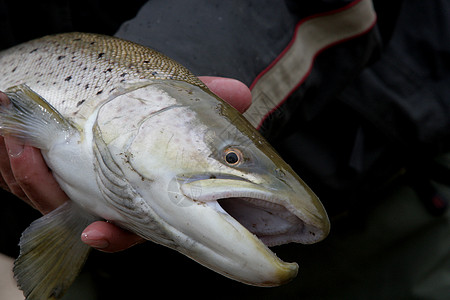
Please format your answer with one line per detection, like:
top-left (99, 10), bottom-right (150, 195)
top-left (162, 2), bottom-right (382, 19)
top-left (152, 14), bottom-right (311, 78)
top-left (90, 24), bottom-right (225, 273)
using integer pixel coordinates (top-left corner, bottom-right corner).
top-left (14, 202), bottom-right (97, 300)
top-left (0, 84), bottom-right (75, 149)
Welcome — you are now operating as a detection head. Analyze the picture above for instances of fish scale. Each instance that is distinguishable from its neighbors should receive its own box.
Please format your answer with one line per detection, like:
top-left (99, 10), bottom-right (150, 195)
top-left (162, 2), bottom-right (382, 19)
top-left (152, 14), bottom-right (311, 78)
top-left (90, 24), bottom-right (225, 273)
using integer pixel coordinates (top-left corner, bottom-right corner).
top-left (0, 32), bottom-right (206, 118)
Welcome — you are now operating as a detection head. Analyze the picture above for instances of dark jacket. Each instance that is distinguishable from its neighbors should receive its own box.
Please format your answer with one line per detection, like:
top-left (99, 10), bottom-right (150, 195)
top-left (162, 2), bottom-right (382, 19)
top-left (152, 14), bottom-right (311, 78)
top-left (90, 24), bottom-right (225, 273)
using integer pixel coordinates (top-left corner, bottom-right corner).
top-left (115, 0), bottom-right (450, 214)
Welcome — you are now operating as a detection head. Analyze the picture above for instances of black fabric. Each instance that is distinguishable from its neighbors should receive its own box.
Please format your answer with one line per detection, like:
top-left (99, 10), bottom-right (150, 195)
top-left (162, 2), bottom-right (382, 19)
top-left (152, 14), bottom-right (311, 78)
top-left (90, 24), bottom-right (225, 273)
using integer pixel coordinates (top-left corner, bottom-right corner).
top-left (116, 0), bottom-right (300, 86)
top-left (0, 0), bottom-right (146, 50)
top-left (340, 0), bottom-right (450, 154)
top-left (275, 0), bottom-right (450, 211)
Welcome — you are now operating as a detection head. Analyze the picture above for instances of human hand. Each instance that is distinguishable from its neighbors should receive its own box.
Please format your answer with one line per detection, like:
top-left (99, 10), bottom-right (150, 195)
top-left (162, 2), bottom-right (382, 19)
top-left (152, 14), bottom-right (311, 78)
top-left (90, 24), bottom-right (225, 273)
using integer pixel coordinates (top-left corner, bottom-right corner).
top-left (0, 91), bottom-right (68, 215)
top-left (0, 77), bottom-right (252, 252)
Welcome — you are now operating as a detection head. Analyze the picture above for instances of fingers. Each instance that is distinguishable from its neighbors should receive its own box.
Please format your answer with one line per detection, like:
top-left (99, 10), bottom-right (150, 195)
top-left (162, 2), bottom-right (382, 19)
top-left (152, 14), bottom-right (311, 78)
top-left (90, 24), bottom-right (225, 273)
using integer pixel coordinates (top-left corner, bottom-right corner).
top-left (0, 94), bottom-right (16, 194)
top-left (0, 91), bottom-right (68, 214)
top-left (4, 137), bottom-right (69, 214)
top-left (0, 136), bottom-right (24, 197)
top-left (0, 91), bottom-right (32, 204)
top-left (199, 76), bottom-right (252, 113)
top-left (81, 221), bottom-right (145, 252)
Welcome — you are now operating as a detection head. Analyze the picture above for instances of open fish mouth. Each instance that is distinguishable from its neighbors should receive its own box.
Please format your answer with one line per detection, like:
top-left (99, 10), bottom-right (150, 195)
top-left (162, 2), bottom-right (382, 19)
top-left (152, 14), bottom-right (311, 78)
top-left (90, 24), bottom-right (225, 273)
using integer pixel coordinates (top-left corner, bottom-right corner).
top-left (217, 197), bottom-right (306, 247)
top-left (180, 175), bottom-right (322, 248)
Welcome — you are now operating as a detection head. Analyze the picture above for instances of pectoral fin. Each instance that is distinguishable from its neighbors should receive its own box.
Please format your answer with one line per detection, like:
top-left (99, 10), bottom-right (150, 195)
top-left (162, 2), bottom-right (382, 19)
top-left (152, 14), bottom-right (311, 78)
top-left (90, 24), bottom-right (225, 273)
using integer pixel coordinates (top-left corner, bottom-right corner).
top-left (14, 202), bottom-right (98, 300)
top-left (0, 84), bottom-right (76, 149)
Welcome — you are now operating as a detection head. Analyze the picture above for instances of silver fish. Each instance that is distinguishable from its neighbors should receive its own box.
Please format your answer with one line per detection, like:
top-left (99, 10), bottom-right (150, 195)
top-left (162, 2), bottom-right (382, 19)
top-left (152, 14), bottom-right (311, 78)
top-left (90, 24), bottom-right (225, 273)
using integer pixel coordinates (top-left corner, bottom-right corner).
top-left (0, 33), bottom-right (329, 299)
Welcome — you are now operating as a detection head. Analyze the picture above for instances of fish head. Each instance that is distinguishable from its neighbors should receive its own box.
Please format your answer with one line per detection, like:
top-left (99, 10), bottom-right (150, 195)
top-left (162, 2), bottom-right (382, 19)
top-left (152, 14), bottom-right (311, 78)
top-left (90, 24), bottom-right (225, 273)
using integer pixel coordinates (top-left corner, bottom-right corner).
top-left (97, 80), bottom-right (329, 286)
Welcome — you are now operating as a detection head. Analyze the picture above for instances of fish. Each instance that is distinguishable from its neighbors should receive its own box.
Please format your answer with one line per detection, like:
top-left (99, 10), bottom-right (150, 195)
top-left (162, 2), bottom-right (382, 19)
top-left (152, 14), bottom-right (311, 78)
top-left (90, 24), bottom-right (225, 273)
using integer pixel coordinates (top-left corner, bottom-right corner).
top-left (0, 32), bottom-right (330, 299)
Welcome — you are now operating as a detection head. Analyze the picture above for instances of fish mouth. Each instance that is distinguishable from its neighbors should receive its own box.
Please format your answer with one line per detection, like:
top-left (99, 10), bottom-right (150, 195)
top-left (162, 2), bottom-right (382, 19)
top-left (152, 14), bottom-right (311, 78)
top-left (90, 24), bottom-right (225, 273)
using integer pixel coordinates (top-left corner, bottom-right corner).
top-left (172, 173), bottom-right (330, 286)
top-left (180, 175), bottom-right (324, 248)
top-left (217, 197), bottom-right (306, 247)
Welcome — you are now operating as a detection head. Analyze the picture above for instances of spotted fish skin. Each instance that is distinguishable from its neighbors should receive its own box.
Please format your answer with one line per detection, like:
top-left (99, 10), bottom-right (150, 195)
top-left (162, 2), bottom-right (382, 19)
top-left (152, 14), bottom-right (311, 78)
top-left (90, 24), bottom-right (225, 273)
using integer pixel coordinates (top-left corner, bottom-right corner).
top-left (0, 32), bottom-right (205, 118)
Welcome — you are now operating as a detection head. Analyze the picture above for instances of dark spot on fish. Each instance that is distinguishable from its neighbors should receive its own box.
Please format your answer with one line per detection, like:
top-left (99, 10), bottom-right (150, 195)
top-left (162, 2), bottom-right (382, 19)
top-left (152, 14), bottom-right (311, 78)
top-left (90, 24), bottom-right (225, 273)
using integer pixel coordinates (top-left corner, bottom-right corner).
top-left (120, 72), bottom-right (128, 77)
top-left (65, 76), bottom-right (72, 82)
top-left (83, 67), bottom-right (87, 71)
top-left (85, 84), bottom-right (89, 89)
top-left (30, 48), bottom-right (38, 54)
top-left (169, 75), bottom-right (174, 79)
top-left (57, 55), bottom-right (65, 60)
top-left (144, 60), bottom-right (150, 64)
top-left (64, 47), bottom-right (69, 50)
top-left (105, 68), bottom-right (112, 73)
top-left (120, 79), bottom-right (126, 83)
top-left (76, 100), bottom-right (86, 107)
top-left (96, 90), bottom-right (103, 95)
top-left (151, 71), bottom-right (158, 76)
top-left (11, 67), bottom-right (17, 73)
top-left (209, 175), bottom-right (217, 179)
top-left (93, 66), bottom-right (97, 71)
top-left (53, 82), bottom-right (57, 85)
top-left (90, 42), bottom-right (95, 45)
top-left (98, 53), bottom-right (105, 59)
top-left (73, 38), bottom-right (81, 41)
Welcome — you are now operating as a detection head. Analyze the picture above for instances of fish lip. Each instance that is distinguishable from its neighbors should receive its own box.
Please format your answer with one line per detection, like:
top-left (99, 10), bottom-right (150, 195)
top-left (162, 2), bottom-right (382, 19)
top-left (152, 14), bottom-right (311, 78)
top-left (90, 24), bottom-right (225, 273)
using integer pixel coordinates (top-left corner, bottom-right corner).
top-left (178, 174), bottom-right (318, 247)
top-left (178, 173), bottom-right (284, 204)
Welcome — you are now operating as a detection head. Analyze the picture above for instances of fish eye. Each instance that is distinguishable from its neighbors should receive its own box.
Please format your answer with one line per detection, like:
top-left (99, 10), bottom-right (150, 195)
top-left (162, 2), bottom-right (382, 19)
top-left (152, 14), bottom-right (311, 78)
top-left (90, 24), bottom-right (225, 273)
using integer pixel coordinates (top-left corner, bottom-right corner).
top-left (224, 148), bottom-right (243, 166)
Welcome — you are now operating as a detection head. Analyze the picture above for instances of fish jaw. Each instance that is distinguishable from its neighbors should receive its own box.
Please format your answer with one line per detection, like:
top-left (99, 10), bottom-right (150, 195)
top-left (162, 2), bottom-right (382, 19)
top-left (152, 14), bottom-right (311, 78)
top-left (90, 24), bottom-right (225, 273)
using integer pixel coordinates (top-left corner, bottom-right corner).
top-left (94, 163), bottom-right (300, 286)
top-left (155, 176), bottom-right (301, 286)
top-left (137, 172), bottom-right (325, 286)
top-left (180, 175), bottom-right (328, 246)
top-left (180, 205), bottom-right (299, 287)
top-left (157, 169), bottom-right (328, 285)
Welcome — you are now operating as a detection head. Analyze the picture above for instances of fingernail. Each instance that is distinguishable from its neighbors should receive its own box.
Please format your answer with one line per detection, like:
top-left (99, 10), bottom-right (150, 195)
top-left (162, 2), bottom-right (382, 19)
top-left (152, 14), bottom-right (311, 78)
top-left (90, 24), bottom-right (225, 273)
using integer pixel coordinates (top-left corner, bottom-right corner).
top-left (5, 138), bottom-right (24, 157)
top-left (81, 231), bottom-right (110, 249)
